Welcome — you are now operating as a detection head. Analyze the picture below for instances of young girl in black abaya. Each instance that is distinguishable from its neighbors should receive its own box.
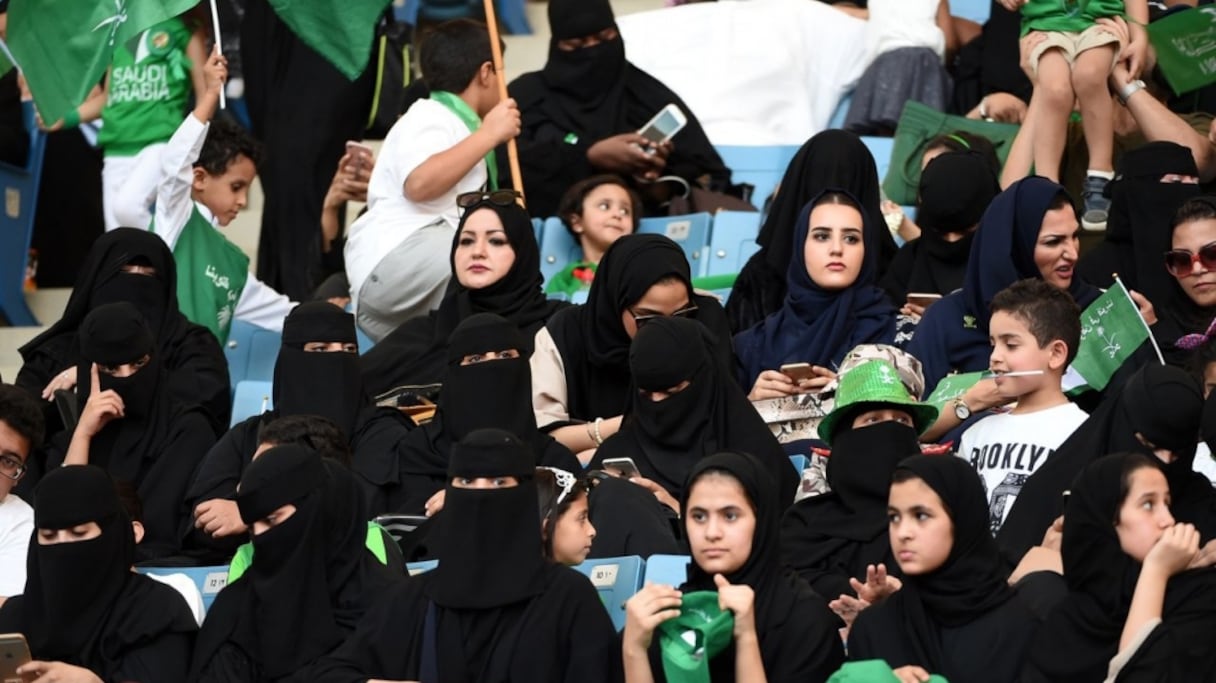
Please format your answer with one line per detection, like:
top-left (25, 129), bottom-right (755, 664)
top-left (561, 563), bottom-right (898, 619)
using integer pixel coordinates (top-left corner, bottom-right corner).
top-left (312, 429), bottom-right (620, 683)
top-left (1022, 453), bottom-right (1216, 683)
top-left (623, 451), bottom-right (844, 682)
top-left (0, 465), bottom-right (197, 682)
top-left (848, 455), bottom-right (1044, 683)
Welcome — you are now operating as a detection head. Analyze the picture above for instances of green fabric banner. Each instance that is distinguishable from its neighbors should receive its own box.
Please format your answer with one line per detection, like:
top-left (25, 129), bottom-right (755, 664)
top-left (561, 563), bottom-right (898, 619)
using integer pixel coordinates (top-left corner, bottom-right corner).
top-left (1149, 7), bottom-right (1216, 95)
top-left (267, 0), bottom-right (392, 80)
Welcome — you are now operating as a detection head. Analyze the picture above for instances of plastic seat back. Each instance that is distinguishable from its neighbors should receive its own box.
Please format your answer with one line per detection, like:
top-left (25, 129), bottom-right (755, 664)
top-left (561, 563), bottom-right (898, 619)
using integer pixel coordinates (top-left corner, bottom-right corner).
top-left (573, 555), bottom-right (645, 631)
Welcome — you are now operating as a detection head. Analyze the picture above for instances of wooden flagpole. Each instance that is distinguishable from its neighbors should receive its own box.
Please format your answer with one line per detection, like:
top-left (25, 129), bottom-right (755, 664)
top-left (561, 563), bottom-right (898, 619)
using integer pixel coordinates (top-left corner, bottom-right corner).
top-left (483, 0), bottom-right (524, 205)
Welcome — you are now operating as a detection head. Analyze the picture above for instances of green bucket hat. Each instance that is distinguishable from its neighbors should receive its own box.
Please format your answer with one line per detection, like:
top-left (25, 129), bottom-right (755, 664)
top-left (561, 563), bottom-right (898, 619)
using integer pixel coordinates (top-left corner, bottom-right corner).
top-left (657, 591), bottom-right (735, 683)
top-left (827, 660), bottom-right (950, 682)
top-left (817, 360), bottom-right (939, 445)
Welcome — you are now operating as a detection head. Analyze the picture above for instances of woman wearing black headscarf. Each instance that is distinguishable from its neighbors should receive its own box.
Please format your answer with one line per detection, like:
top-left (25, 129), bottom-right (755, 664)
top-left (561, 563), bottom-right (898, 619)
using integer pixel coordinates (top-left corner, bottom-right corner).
top-left (1021, 453), bottom-right (1216, 682)
top-left (727, 130), bottom-right (898, 333)
top-left (906, 176), bottom-right (1101, 396)
top-left (533, 233), bottom-right (732, 455)
top-left (999, 364), bottom-right (1216, 567)
top-left (16, 228), bottom-right (230, 437)
top-left (879, 151), bottom-right (1000, 305)
top-left (504, 0), bottom-right (732, 218)
top-left (590, 317), bottom-right (797, 506)
top-left (185, 302), bottom-right (412, 561)
top-left (1156, 196), bottom-right (1216, 366)
top-left (623, 451), bottom-right (844, 682)
top-left (734, 190), bottom-right (896, 398)
top-left (360, 196), bottom-right (566, 397)
top-left (392, 313), bottom-right (580, 514)
top-left (0, 465), bottom-right (197, 681)
top-left (311, 429), bottom-right (620, 683)
top-left (43, 302), bottom-right (215, 560)
top-left (189, 445), bottom-right (402, 682)
top-left (849, 455), bottom-right (1044, 683)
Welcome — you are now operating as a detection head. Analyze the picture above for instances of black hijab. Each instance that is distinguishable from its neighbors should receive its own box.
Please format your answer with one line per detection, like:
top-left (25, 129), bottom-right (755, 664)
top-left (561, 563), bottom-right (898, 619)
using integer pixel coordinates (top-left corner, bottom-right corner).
top-left (273, 302), bottom-right (367, 440)
top-left (1, 466), bottom-right (196, 674)
top-left (541, 0), bottom-right (628, 139)
top-left (653, 451), bottom-right (844, 682)
top-left (1155, 195), bottom-right (1216, 365)
top-left (727, 130), bottom-right (898, 332)
top-left (781, 421), bottom-right (922, 599)
top-left (880, 151), bottom-right (999, 303)
top-left (545, 233), bottom-right (731, 423)
top-left (360, 200), bottom-right (563, 395)
top-left (590, 317), bottom-right (797, 502)
top-left (734, 190), bottom-right (896, 385)
top-left (999, 364), bottom-right (1206, 566)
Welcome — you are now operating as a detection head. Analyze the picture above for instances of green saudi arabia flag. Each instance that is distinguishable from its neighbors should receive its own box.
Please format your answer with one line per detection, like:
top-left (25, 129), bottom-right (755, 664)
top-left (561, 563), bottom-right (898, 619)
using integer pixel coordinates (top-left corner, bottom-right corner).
top-left (1149, 6), bottom-right (1216, 95)
top-left (1065, 277), bottom-right (1160, 394)
top-left (268, 0), bottom-right (393, 80)
top-left (926, 371), bottom-right (985, 409)
top-left (8, 0), bottom-right (199, 124)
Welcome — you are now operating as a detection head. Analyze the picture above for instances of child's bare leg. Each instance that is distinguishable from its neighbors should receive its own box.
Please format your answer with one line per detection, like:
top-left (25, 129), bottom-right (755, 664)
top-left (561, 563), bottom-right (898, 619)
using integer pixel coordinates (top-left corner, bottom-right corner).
top-left (1072, 44), bottom-right (1117, 172)
top-left (1031, 50), bottom-right (1073, 183)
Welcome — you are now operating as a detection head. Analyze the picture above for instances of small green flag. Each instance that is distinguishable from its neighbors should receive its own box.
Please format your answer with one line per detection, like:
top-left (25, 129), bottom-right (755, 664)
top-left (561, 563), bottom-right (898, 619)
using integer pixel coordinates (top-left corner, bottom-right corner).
top-left (267, 0), bottom-right (393, 80)
top-left (1066, 277), bottom-right (1158, 394)
top-left (8, 0), bottom-right (200, 124)
top-left (926, 371), bottom-right (985, 410)
top-left (1148, 7), bottom-right (1216, 95)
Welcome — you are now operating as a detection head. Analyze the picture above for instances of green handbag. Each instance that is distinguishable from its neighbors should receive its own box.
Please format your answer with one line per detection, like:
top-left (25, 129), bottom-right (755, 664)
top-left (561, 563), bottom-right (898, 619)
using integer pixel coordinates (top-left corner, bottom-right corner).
top-left (881, 100), bottom-right (1020, 205)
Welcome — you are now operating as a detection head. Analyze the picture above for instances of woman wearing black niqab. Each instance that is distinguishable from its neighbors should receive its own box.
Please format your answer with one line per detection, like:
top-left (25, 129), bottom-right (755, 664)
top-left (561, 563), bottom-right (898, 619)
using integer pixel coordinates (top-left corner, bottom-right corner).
top-left (189, 445), bottom-right (401, 682)
top-left (16, 228), bottom-right (230, 437)
top-left (310, 429), bottom-right (620, 683)
top-left (359, 198), bottom-right (566, 396)
top-left (849, 455), bottom-right (1043, 683)
top-left (391, 313), bottom-right (581, 514)
top-left (727, 129), bottom-right (899, 333)
top-left (504, 0), bottom-right (732, 218)
top-left (44, 302), bottom-right (216, 560)
top-left (0, 465), bottom-right (197, 681)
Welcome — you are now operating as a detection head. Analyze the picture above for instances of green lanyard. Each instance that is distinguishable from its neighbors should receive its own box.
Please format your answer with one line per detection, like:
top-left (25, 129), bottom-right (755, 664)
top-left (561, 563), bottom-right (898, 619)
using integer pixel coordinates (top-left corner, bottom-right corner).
top-left (429, 90), bottom-right (498, 190)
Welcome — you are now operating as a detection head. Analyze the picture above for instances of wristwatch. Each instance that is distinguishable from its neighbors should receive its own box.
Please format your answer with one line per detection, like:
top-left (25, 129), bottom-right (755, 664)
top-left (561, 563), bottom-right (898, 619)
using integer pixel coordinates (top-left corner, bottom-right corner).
top-left (1117, 79), bottom-right (1146, 106)
top-left (952, 397), bottom-right (972, 421)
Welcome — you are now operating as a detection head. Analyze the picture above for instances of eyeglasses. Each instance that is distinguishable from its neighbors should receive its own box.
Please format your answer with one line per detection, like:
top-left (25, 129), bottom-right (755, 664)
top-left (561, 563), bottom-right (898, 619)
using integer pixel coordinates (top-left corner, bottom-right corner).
top-left (0, 454), bottom-right (26, 481)
top-left (456, 190), bottom-right (523, 211)
top-left (1164, 241), bottom-right (1216, 277)
top-left (628, 304), bottom-right (699, 328)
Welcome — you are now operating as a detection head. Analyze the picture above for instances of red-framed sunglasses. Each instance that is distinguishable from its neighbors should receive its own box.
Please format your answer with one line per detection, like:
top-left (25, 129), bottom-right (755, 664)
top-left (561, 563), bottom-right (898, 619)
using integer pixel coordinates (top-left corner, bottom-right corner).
top-left (1164, 241), bottom-right (1216, 277)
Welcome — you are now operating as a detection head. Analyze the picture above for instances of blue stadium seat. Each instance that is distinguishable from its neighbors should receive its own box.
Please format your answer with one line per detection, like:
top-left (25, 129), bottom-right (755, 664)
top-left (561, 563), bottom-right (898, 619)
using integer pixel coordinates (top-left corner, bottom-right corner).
top-left (230, 380), bottom-right (274, 427)
top-left (539, 216), bottom-right (582, 287)
top-left (400, 0), bottom-right (532, 34)
top-left (703, 211), bottom-right (762, 278)
top-left (573, 555), bottom-right (645, 631)
top-left (137, 565), bottom-right (229, 615)
top-left (789, 454), bottom-right (809, 475)
top-left (951, 0), bottom-right (992, 25)
top-left (637, 213), bottom-right (711, 272)
top-left (223, 320), bottom-right (281, 388)
top-left (532, 216), bottom-right (543, 244)
top-left (860, 136), bottom-right (895, 186)
top-left (0, 102), bottom-right (47, 326)
top-left (714, 145), bottom-right (801, 209)
top-left (829, 92), bottom-right (853, 129)
top-left (643, 554), bottom-right (691, 588)
top-left (407, 559), bottom-right (439, 576)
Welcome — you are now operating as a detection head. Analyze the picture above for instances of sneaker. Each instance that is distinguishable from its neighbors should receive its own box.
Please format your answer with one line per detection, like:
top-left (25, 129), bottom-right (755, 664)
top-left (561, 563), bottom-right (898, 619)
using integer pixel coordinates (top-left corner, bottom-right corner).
top-left (1081, 175), bottom-right (1111, 231)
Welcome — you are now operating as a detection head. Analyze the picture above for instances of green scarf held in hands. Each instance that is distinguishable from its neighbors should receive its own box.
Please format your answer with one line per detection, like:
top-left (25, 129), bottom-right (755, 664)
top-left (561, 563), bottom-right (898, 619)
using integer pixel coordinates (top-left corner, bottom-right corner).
top-left (657, 591), bottom-right (735, 683)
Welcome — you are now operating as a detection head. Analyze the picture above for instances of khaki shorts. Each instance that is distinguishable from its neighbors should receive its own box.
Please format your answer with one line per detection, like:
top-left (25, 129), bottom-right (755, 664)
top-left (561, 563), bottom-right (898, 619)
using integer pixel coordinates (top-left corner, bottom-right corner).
top-left (1029, 25), bottom-right (1121, 76)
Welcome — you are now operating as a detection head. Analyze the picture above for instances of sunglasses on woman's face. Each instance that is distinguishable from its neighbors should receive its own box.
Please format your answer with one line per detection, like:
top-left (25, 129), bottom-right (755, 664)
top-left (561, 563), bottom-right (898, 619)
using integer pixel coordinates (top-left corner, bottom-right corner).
top-left (628, 304), bottom-right (699, 328)
top-left (456, 190), bottom-right (523, 211)
top-left (1164, 241), bottom-right (1216, 277)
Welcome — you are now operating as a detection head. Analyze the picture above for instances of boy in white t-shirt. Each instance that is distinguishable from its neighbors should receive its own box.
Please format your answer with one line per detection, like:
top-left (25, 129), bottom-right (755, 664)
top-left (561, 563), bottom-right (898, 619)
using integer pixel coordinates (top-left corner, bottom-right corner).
top-left (344, 19), bottom-right (521, 342)
top-left (0, 385), bottom-right (43, 606)
top-left (957, 279), bottom-right (1089, 535)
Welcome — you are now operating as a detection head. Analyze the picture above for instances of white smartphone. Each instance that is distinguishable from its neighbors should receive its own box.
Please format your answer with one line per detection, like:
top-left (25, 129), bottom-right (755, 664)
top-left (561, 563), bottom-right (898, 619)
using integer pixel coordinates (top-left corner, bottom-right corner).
top-left (637, 104), bottom-right (688, 145)
top-left (602, 457), bottom-right (640, 479)
top-left (0, 633), bottom-right (31, 683)
top-left (344, 140), bottom-right (375, 169)
top-left (905, 292), bottom-right (943, 309)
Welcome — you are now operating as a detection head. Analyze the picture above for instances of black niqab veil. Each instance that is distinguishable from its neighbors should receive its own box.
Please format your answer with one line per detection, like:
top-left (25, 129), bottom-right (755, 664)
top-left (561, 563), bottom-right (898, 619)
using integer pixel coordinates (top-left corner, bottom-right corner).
top-left (645, 451), bottom-right (844, 682)
top-left (360, 200), bottom-right (565, 396)
top-left (273, 301), bottom-right (366, 440)
top-left (0, 466), bottom-right (197, 678)
top-left (589, 317), bottom-right (797, 502)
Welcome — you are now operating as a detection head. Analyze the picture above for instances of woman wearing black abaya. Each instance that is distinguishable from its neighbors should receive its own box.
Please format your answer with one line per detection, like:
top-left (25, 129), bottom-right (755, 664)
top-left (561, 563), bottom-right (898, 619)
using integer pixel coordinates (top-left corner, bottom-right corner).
top-left (185, 302), bottom-right (412, 561)
top-left (1021, 453), bottom-right (1216, 682)
top-left (311, 429), bottom-right (620, 683)
top-left (590, 317), bottom-right (797, 505)
top-left (0, 465), bottom-right (197, 681)
top-left (360, 196), bottom-right (566, 397)
top-left (533, 233), bottom-right (733, 455)
top-left (17, 228), bottom-right (230, 438)
top-left (849, 455), bottom-right (1044, 683)
top-left (623, 451), bottom-right (844, 682)
top-left (392, 313), bottom-right (580, 514)
top-left (727, 129), bottom-right (899, 333)
top-left (44, 303), bottom-right (215, 560)
top-left (998, 364), bottom-right (1214, 568)
top-left (1155, 197), bottom-right (1216, 366)
top-left (504, 0), bottom-right (732, 218)
top-left (189, 445), bottom-right (401, 682)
